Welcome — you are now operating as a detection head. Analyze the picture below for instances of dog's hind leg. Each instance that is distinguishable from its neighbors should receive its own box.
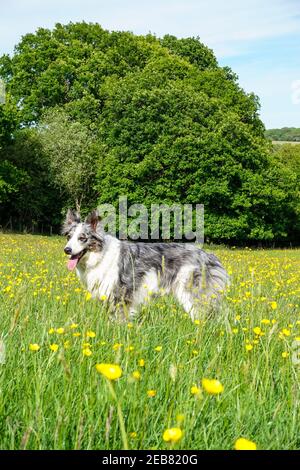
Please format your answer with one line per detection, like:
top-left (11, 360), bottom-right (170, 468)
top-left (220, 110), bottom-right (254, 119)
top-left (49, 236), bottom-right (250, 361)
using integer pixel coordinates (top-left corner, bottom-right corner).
top-left (173, 265), bottom-right (198, 320)
top-left (174, 287), bottom-right (197, 320)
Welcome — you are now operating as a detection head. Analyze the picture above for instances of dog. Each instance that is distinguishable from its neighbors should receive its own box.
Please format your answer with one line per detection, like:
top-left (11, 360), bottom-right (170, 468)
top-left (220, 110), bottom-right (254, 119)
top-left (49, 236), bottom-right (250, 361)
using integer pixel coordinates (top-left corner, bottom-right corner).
top-left (62, 209), bottom-right (229, 320)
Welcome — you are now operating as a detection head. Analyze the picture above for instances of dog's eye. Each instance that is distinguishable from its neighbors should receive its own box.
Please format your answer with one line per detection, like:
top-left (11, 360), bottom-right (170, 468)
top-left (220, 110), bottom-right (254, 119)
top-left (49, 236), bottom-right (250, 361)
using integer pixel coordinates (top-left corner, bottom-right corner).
top-left (79, 236), bottom-right (87, 242)
top-left (67, 235), bottom-right (71, 241)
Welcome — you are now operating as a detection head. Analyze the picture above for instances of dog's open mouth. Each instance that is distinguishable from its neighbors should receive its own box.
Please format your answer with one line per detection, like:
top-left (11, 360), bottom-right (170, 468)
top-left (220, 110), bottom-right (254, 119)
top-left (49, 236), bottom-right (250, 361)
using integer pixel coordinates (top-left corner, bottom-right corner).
top-left (67, 250), bottom-right (87, 271)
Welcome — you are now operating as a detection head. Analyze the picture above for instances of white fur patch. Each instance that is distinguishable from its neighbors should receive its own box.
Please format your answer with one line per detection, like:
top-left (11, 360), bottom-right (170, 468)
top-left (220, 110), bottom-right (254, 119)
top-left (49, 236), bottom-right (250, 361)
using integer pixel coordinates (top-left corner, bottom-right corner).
top-left (128, 269), bottom-right (160, 318)
top-left (77, 236), bottom-right (120, 300)
top-left (66, 223), bottom-right (85, 255)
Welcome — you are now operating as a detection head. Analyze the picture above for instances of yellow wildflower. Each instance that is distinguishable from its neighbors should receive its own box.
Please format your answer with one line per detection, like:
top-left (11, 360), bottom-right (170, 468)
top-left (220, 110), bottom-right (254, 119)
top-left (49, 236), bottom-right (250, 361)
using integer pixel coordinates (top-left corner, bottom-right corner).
top-left (96, 363), bottom-right (122, 380)
top-left (82, 348), bottom-right (92, 357)
top-left (253, 326), bottom-right (262, 335)
top-left (163, 427), bottom-right (183, 443)
top-left (86, 330), bottom-right (96, 338)
top-left (202, 378), bottom-right (224, 395)
top-left (132, 371), bottom-right (141, 380)
top-left (234, 438), bottom-right (257, 450)
top-left (191, 385), bottom-right (201, 395)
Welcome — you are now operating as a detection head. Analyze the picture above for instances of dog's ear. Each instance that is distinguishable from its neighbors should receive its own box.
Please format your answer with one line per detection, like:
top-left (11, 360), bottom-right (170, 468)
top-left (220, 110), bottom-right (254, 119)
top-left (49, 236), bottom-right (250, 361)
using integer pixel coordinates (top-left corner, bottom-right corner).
top-left (85, 209), bottom-right (100, 232)
top-left (62, 209), bottom-right (81, 235)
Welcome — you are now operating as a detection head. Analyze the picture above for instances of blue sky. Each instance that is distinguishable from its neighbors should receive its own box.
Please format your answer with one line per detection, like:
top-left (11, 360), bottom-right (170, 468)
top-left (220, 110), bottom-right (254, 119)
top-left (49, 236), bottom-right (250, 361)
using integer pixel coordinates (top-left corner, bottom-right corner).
top-left (1, 0), bottom-right (299, 128)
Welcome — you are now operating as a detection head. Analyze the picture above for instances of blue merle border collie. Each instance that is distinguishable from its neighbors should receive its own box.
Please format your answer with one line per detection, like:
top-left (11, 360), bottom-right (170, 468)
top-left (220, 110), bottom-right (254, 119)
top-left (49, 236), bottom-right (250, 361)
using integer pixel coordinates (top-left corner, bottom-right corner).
top-left (62, 209), bottom-right (229, 321)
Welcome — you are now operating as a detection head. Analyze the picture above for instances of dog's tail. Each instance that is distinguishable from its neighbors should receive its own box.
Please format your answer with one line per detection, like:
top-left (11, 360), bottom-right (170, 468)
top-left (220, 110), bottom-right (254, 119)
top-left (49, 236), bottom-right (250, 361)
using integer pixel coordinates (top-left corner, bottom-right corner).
top-left (203, 252), bottom-right (230, 301)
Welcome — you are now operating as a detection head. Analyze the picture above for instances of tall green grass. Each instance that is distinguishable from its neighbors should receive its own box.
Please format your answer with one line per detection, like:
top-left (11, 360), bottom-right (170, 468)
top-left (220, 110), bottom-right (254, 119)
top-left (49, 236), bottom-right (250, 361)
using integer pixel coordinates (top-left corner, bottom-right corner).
top-left (0, 234), bottom-right (299, 449)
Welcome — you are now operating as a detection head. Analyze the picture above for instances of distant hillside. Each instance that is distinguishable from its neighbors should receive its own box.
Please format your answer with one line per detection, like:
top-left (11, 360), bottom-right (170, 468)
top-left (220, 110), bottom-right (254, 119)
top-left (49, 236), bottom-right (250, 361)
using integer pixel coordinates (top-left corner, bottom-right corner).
top-left (266, 127), bottom-right (300, 142)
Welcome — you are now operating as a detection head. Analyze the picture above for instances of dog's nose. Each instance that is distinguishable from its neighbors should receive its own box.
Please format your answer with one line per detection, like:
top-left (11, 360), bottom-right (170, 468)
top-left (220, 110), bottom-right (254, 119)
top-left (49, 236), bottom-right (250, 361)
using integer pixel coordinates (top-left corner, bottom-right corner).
top-left (64, 246), bottom-right (72, 255)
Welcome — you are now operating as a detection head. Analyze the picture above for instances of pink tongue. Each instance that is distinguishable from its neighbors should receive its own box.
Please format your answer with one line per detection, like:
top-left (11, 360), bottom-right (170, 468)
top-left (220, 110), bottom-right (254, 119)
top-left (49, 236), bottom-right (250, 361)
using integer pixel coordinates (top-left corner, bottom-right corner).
top-left (67, 258), bottom-right (79, 271)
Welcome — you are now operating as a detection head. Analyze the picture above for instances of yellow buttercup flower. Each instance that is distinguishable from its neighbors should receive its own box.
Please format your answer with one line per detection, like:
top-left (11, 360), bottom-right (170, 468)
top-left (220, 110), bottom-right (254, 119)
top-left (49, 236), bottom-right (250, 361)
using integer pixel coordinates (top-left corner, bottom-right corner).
top-left (154, 346), bottom-right (162, 352)
top-left (191, 385), bottom-right (201, 395)
top-left (56, 327), bottom-right (64, 334)
top-left (85, 292), bottom-right (92, 301)
top-left (29, 343), bottom-right (40, 351)
top-left (147, 390), bottom-right (156, 397)
top-left (70, 323), bottom-right (78, 329)
top-left (138, 359), bottom-right (145, 367)
top-left (96, 363), bottom-right (122, 380)
top-left (132, 371), bottom-right (141, 380)
top-left (49, 343), bottom-right (59, 352)
top-left (163, 427), bottom-right (183, 443)
top-left (253, 326), bottom-right (262, 335)
top-left (86, 330), bottom-right (96, 338)
top-left (270, 301), bottom-right (277, 310)
top-left (202, 378), bottom-right (224, 395)
top-left (234, 438), bottom-right (257, 450)
top-left (282, 351), bottom-right (289, 358)
top-left (82, 348), bottom-right (92, 357)
top-left (245, 344), bottom-right (253, 351)
top-left (100, 295), bottom-right (107, 301)
top-left (48, 328), bottom-right (55, 334)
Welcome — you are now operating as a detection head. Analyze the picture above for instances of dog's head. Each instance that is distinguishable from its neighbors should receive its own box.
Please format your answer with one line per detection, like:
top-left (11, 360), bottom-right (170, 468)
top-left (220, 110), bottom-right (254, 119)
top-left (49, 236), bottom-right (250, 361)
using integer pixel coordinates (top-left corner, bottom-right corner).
top-left (62, 209), bottom-right (104, 271)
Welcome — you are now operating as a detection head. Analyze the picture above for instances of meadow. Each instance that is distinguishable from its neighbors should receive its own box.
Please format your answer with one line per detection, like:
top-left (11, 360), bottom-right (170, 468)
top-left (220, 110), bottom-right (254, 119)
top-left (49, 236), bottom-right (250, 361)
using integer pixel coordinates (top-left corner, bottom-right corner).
top-left (0, 233), bottom-right (299, 450)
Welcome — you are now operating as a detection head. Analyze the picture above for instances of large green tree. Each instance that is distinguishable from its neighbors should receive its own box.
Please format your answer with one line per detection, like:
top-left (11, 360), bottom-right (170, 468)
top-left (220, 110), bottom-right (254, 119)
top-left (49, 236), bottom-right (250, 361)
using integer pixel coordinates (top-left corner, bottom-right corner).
top-left (96, 52), bottom-right (285, 242)
top-left (38, 108), bottom-right (99, 211)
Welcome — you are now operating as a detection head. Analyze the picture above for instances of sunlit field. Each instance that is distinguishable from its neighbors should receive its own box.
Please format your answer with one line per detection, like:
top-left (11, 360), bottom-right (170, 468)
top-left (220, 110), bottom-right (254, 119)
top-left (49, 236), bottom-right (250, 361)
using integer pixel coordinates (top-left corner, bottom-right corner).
top-left (0, 233), bottom-right (299, 450)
